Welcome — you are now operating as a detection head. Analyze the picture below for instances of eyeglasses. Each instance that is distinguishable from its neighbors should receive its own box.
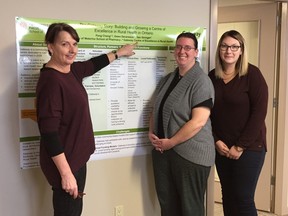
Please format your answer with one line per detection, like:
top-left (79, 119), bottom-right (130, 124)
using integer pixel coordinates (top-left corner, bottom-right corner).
top-left (175, 45), bottom-right (195, 51)
top-left (220, 44), bottom-right (241, 52)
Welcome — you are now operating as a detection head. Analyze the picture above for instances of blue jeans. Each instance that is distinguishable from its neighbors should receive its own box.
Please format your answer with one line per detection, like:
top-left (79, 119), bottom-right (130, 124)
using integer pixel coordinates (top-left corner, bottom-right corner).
top-left (152, 149), bottom-right (211, 216)
top-left (52, 165), bottom-right (87, 216)
top-left (216, 149), bottom-right (265, 216)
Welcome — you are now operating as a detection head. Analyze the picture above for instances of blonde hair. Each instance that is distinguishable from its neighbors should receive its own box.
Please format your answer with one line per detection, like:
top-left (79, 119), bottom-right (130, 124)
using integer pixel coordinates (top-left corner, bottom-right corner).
top-left (215, 30), bottom-right (249, 79)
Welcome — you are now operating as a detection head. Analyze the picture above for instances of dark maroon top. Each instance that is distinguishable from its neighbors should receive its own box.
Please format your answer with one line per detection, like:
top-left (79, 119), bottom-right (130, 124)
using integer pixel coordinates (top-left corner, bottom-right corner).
top-left (36, 54), bottom-right (109, 188)
top-left (208, 64), bottom-right (268, 152)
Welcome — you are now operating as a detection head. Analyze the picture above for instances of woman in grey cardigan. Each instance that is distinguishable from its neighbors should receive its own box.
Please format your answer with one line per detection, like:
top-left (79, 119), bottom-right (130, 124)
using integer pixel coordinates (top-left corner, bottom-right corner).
top-left (149, 32), bottom-right (215, 216)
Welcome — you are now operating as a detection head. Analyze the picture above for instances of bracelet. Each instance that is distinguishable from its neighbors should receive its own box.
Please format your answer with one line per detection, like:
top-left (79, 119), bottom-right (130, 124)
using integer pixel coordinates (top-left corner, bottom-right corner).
top-left (112, 50), bottom-right (118, 59)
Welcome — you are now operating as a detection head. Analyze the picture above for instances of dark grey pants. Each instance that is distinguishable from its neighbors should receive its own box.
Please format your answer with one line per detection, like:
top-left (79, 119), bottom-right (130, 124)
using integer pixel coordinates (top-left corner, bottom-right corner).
top-left (152, 149), bottom-right (211, 216)
top-left (52, 164), bottom-right (87, 216)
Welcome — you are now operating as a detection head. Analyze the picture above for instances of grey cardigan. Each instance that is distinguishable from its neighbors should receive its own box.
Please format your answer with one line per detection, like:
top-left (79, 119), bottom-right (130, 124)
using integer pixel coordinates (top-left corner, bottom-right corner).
top-left (152, 62), bottom-right (215, 166)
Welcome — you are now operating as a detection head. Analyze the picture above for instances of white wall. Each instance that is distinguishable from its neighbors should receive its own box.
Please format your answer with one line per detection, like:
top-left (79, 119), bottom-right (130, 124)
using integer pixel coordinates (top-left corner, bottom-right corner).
top-left (0, 1), bottom-right (215, 216)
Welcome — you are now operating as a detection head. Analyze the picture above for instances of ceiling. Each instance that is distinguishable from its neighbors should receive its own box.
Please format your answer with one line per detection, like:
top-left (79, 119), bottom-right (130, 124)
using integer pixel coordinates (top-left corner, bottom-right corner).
top-left (218, 0), bottom-right (287, 7)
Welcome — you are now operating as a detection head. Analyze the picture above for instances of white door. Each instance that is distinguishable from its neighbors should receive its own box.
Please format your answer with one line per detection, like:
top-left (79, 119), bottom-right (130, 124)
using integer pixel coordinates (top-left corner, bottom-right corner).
top-left (215, 3), bottom-right (278, 212)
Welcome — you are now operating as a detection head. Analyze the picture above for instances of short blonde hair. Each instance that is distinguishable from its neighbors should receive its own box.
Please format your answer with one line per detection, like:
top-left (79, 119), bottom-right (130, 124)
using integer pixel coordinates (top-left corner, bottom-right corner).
top-left (215, 30), bottom-right (249, 79)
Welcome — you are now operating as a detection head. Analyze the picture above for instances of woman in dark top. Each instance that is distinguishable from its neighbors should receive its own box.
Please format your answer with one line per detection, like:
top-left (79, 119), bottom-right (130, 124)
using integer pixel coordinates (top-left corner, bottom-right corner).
top-left (36, 23), bottom-right (136, 216)
top-left (209, 30), bottom-right (268, 216)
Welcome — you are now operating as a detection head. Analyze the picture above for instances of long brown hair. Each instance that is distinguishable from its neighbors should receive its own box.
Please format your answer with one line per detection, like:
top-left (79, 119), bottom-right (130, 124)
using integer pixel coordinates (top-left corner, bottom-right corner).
top-left (215, 30), bottom-right (248, 78)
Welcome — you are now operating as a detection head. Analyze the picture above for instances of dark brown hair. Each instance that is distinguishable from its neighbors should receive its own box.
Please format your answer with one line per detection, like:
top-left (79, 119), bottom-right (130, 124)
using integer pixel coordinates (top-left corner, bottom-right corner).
top-left (45, 23), bottom-right (80, 55)
top-left (176, 32), bottom-right (198, 49)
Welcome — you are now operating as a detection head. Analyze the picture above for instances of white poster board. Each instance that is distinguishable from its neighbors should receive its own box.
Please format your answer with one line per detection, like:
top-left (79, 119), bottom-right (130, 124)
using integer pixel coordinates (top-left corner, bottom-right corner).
top-left (16, 17), bottom-right (207, 168)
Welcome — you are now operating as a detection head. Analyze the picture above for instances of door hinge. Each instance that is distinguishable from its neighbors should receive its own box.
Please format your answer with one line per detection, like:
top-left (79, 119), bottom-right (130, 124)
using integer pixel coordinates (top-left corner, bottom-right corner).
top-left (276, 13), bottom-right (280, 31)
top-left (273, 98), bottom-right (278, 108)
top-left (271, 175), bottom-right (276, 186)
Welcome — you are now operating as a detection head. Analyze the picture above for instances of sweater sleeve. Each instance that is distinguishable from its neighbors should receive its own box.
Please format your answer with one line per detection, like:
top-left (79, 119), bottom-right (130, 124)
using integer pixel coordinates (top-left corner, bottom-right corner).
top-left (90, 54), bottom-right (110, 72)
top-left (37, 74), bottom-right (64, 156)
top-left (208, 69), bottom-right (219, 144)
top-left (72, 54), bottom-right (110, 79)
top-left (236, 65), bottom-right (268, 148)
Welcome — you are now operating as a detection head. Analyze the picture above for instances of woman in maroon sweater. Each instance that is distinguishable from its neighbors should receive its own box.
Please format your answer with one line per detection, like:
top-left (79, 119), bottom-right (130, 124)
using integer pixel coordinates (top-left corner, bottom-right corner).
top-left (209, 30), bottom-right (268, 216)
top-left (36, 23), bottom-right (136, 216)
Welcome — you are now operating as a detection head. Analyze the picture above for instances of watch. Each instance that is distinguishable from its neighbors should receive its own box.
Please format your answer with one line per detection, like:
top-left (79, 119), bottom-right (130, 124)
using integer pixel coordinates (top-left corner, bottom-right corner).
top-left (112, 50), bottom-right (118, 59)
top-left (235, 146), bottom-right (244, 152)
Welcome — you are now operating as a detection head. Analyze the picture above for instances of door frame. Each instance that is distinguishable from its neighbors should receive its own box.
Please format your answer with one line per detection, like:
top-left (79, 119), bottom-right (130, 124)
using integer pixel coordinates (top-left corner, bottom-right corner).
top-left (215, 2), bottom-right (278, 212)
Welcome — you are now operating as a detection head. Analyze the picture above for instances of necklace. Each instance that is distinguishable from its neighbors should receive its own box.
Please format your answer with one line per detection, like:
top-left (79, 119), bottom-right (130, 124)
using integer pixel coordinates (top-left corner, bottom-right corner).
top-left (223, 72), bottom-right (237, 83)
top-left (176, 71), bottom-right (183, 80)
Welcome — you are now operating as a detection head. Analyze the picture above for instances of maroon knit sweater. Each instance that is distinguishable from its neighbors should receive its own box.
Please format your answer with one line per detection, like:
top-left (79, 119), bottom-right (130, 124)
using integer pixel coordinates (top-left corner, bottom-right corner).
top-left (36, 54), bottom-right (109, 188)
top-left (208, 64), bottom-right (268, 151)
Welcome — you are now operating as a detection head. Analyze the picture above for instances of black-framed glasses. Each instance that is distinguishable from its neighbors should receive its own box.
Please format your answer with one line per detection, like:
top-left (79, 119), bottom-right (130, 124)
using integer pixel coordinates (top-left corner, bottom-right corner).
top-left (220, 44), bottom-right (241, 52)
top-left (175, 45), bottom-right (195, 51)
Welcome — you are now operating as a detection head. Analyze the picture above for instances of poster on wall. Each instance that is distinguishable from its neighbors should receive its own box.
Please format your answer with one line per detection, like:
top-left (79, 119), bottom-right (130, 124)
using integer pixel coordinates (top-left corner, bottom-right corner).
top-left (15, 17), bottom-right (207, 169)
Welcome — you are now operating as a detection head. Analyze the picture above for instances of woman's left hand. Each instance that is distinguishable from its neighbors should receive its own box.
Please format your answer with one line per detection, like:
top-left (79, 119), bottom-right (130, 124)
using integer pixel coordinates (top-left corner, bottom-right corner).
top-left (155, 138), bottom-right (175, 153)
top-left (227, 146), bottom-right (243, 160)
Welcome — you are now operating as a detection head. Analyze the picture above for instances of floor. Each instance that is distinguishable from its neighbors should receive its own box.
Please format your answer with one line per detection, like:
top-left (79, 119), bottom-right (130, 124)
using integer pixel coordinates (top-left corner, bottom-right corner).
top-left (214, 202), bottom-right (278, 216)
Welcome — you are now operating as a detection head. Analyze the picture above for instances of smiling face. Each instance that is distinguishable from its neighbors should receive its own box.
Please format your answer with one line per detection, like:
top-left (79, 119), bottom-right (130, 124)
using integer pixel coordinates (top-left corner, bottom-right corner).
top-left (174, 37), bottom-right (198, 71)
top-left (47, 31), bottom-right (78, 68)
top-left (219, 36), bottom-right (242, 68)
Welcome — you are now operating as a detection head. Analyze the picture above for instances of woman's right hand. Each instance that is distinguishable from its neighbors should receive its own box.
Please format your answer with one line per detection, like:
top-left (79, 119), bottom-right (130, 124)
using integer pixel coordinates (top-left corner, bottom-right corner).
top-left (215, 140), bottom-right (229, 156)
top-left (61, 171), bottom-right (78, 199)
top-left (149, 132), bottom-right (163, 152)
top-left (52, 153), bottom-right (79, 199)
